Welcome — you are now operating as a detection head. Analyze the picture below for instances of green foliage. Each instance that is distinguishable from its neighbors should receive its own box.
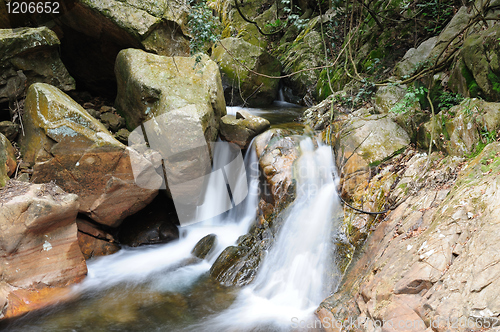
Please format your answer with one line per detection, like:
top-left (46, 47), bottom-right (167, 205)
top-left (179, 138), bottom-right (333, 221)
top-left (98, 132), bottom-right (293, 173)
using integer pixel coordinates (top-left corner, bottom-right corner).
top-left (390, 86), bottom-right (428, 114)
top-left (437, 91), bottom-right (464, 110)
top-left (281, 0), bottom-right (309, 30)
top-left (188, 0), bottom-right (222, 55)
top-left (416, 0), bottom-right (455, 34)
top-left (487, 71), bottom-right (500, 95)
top-left (265, 19), bottom-right (285, 32)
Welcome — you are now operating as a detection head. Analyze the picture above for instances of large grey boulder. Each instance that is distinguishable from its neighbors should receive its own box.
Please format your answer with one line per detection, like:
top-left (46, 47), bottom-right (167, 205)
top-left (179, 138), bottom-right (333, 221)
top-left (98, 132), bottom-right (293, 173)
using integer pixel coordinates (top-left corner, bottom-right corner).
top-left (374, 84), bottom-right (408, 114)
top-left (0, 27), bottom-right (75, 105)
top-left (395, 6), bottom-right (472, 79)
top-left (332, 112), bottom-right (410, 198)
top-left (115, 49), bottom-right (226, 208)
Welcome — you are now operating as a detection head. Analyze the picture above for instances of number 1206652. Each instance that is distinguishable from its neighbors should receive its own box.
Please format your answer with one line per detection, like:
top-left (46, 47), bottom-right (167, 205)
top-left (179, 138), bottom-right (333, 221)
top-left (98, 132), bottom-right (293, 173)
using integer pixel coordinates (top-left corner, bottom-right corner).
top-left (6, 1), bottom-right (60, 14)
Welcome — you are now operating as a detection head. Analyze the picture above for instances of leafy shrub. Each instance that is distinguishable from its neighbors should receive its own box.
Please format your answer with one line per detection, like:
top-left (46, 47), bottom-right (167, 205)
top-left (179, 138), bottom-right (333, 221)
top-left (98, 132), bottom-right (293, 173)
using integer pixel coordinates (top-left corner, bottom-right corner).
top-left (188, 0), bottom-right (222, 55)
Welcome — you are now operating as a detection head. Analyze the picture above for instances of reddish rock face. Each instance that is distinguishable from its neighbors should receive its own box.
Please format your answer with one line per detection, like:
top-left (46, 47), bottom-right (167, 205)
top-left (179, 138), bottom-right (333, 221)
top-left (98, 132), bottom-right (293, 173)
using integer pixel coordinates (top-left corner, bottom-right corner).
top-left (0, 181), bottom-right (87, 319)
top-left (20, 83), bottom-right (161, 227)
top-left (76, 219), bottom-right (120, 260)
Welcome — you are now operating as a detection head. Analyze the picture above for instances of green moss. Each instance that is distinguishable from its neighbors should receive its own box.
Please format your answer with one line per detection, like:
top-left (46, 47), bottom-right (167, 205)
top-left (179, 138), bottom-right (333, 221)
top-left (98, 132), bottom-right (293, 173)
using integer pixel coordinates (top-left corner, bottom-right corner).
top-left (466, 141), bottom-right (487, 159)
top-left (487, 70), bottom-right (500, 95)
top-left (316, 67), bottom-right (346, 100)
top-left (461, 64), bottom-right (481, 97)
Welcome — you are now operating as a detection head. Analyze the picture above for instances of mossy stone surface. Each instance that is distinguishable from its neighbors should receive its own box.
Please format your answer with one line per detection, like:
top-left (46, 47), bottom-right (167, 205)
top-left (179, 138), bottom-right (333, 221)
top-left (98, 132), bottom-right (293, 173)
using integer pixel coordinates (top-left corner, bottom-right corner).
top-left (212, 37), bottom-right (281, 107)
top-left (0, 133), bottom-right (16, 187)
top-left (0, 27), bottom-right (75, 103)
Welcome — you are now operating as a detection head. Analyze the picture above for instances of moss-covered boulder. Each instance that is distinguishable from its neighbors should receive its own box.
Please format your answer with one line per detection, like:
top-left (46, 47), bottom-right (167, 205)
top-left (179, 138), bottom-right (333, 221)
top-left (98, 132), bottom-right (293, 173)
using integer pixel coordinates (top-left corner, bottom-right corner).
top-left (374, 84), bottom-right (408, 113)
top-left (209, 0), bottom-right (275, 48)
top-left (452, 24), bottom-right (500, 101)
top-left (19, 83), bottom-right (160, 227)
top-left (0, 132), bottom-right (16, 187)
top-left (220, 110), bottom-right (270, 149)
top-left (0, 27), bottom-right (75, 105)
top-left (276, 16), bottom-right (326, 103)
top-left (54, 0), bottom-right (190, 93)
top-left (212, 37), bottom-right (281, 107)
top-left (115, 49), bottom-right (225, 133)
top-left (417, 98), bottom-right (500, 156)
top-left (392, 106), bottom-right (429, 144)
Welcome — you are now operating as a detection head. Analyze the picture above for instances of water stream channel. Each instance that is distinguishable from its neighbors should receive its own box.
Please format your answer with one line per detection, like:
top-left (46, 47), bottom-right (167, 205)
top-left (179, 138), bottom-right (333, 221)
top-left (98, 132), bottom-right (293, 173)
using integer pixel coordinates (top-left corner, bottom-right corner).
top-left (1, 102), bottom-right (344, 332)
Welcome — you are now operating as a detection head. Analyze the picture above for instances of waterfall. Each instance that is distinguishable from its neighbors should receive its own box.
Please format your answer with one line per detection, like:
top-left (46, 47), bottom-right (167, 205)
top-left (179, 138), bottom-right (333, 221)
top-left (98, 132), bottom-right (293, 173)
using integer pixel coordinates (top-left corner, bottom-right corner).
top-left (74, 140), bottom-right (261, 293)
top-left (194, 137), bottom-right (342, 331)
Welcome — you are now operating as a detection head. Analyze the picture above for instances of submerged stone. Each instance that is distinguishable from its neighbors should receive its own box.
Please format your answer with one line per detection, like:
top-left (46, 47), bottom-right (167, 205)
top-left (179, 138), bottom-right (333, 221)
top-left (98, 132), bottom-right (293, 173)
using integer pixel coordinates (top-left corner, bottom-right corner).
top-left (192, 234), bottom-right (217, 259)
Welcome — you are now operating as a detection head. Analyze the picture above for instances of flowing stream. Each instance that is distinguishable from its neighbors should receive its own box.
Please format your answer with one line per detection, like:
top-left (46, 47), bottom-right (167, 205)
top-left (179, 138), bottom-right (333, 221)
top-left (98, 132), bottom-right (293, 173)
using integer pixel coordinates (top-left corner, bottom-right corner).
top-left (1, 104), bottom-right (342, 332)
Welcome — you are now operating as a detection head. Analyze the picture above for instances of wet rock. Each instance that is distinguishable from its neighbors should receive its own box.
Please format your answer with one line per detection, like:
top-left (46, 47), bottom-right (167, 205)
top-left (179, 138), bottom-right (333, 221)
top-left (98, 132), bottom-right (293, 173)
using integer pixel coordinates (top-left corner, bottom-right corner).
top-left (114, 128), bottom-right (130, 144)
top-left (118, 194), bottom-right (179, 247)
top-left (0, 132), bottom-right (16, 187)
top-left (212, 37), bottom-right (281, 107)
top-left (100, 112), bottom-right (126, 132)
top-left (0, 27), bottom-right (75, 104)
top-left (0, 121), bottom-right (20, 141)
top-left (192, 234), bottom-right (217, 259)
top-left (76, 219), bottom-right (120, 260)
top-left (115, 49), bottom-right (225, 205)
top-left (19, 83), bottom-right (161, 227)
top-left (220, 110), bottom-right (270, 149)
top-left (54, 0), bottom-right (190, 94)
top-left (210, 246), bottom-right (250, 281)
top-left (254, 128), bottom-right (301, 205)
top-left (0, 181), bottom-right (87, 318)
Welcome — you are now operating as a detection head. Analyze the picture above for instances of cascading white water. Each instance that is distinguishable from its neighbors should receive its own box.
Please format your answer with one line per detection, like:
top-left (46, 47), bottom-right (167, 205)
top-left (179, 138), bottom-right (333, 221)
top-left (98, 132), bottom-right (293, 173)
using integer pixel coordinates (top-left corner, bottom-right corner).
top-left (74, 140), bottom-right (261, 293)
top-left (194, 137), bottom-right (342, 331)
top-left (48, 133), bottom-right (341, 332)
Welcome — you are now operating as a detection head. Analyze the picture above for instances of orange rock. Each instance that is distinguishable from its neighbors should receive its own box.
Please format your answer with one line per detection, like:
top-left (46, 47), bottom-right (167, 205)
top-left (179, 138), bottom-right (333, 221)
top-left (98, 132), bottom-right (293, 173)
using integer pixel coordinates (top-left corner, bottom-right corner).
top-left (0, 181), bottom-right (87, 319)
top-left (3, 285), bottom-right (76, 319)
